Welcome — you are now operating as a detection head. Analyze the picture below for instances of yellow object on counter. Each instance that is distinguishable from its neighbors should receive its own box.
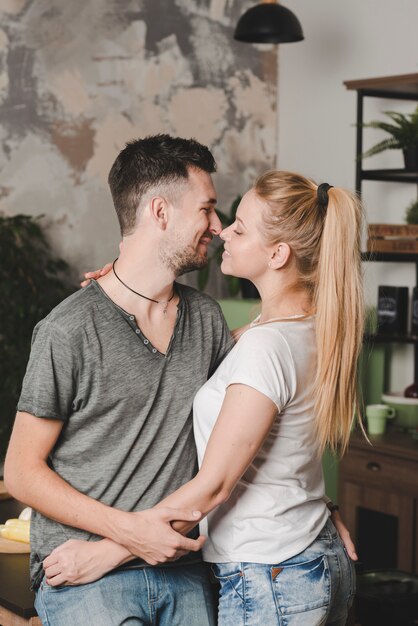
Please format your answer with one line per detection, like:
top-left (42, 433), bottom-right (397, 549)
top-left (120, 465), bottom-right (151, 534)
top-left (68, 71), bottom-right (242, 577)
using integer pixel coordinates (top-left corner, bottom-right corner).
top-left (0, 518), bottom-right (30, 543)
top-left (5, 518), bottom-right (30, 528)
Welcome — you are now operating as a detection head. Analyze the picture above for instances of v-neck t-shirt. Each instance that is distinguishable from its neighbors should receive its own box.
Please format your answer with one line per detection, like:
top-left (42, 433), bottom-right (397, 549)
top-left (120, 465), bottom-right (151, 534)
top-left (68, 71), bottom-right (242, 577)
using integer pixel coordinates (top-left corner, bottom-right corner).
top-left (18, 280), bottom-right (232, 588)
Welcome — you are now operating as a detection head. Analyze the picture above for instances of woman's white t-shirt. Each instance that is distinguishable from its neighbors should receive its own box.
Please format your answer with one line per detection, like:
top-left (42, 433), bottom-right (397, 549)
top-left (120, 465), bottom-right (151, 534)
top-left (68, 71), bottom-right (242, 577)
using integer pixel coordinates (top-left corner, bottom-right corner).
top-left (193, 317), bottom-right (329, 565)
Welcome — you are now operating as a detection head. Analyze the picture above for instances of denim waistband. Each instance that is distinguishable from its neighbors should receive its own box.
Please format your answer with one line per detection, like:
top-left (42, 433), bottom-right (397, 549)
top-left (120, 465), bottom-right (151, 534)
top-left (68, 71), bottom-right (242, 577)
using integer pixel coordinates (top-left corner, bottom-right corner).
top-left (316, 516), bottom-right (339, 542)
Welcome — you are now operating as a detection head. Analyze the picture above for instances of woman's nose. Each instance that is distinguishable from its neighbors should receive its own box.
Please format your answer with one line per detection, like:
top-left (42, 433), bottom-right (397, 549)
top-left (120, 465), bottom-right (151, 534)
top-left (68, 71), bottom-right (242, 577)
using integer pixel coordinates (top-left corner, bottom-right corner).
top-left (219, 226), bottom-right (230, 241)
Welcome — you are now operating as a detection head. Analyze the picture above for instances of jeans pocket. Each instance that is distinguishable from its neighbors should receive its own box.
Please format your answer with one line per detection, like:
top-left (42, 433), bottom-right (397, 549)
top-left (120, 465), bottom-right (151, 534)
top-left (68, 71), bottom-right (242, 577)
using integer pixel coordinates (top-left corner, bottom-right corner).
top-left (40, 577), bottom-right (79, 593)
top-left (211, 564), bottom-right (244, 602)
top-left (271, 554), bottom-right (330, 616)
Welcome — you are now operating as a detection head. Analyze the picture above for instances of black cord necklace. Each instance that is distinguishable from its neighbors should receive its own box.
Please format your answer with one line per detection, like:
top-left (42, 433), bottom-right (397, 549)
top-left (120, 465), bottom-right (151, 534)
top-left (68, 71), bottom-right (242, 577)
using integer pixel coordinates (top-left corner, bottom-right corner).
top-left (112, 258), bottom-right (175, 316)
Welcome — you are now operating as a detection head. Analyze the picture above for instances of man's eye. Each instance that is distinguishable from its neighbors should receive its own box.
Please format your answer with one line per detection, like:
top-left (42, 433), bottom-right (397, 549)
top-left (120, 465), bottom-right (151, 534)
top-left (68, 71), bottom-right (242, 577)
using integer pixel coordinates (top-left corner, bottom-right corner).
top-left (233, 230), bottom-right (242, 236)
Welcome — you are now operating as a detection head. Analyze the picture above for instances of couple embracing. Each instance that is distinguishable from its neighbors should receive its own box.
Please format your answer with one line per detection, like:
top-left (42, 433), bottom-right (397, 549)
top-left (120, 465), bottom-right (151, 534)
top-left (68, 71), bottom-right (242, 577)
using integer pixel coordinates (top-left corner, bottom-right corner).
top-left (5, 134), bottom-right (361, 626)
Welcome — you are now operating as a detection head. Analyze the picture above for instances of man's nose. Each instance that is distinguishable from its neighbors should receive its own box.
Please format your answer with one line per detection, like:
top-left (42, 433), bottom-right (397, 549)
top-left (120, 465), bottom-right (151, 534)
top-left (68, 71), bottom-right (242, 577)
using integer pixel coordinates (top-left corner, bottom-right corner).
top-left (209, 210), bottom-right (223, 235)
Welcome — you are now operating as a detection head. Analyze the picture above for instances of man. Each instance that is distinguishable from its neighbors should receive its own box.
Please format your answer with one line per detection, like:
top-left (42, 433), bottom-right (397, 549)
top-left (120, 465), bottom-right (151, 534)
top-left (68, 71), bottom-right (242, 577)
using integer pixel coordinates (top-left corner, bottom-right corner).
top-left (5, 134), bottom-right (232, 625)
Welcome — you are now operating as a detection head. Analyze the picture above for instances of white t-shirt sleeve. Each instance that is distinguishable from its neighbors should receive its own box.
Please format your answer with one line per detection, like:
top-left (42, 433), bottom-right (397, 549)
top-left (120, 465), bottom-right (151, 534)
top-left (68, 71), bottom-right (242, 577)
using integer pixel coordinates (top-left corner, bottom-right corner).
top-left (226, 326), bottom-right (297, 411)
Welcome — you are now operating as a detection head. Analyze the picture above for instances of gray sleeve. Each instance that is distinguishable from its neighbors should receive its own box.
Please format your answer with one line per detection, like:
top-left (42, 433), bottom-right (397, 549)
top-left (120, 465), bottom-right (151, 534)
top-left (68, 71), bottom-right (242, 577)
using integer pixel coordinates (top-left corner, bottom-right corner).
top-left (17, 320), bottom-right (78, 421)
top-left (209, 303), bottom-right (234, 376)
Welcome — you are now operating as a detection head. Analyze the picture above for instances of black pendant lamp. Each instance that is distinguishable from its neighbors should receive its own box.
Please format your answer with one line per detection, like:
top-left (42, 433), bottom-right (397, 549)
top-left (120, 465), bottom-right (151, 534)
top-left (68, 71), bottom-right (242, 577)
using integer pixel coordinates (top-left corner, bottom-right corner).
top-left (234, 0), bottom-right (304, 44)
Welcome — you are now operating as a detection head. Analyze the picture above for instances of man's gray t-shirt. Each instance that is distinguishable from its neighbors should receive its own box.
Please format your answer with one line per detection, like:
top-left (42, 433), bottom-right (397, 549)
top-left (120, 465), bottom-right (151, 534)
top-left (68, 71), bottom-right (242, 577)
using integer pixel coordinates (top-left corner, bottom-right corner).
top-left (17, 281), bottom-right (232, 588)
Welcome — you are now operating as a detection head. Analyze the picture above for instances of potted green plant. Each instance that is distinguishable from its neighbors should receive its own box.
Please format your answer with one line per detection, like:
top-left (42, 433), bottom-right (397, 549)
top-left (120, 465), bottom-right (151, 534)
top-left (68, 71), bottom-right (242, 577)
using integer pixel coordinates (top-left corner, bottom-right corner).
top-left (405, 199), bottom-right (418, 224)
top-left (198, 196), bottom-right (259, 299)
top-left (359, 106), bottom-right (418, 170)
top-left (0, 214), bottom-right (75, 459)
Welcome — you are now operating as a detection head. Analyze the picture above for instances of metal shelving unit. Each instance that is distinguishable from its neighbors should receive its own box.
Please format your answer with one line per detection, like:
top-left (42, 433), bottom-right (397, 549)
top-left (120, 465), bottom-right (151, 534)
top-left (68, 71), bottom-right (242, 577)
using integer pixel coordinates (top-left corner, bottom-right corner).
top-left (361, 170), bottom-right (418, 184)
top-left (345, 73), bottom-right (418, 378)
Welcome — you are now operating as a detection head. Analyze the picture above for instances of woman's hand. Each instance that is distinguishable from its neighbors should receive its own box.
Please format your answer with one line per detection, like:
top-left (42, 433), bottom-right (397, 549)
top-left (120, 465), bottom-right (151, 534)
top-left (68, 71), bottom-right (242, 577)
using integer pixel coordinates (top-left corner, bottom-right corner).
top-left (331, 509), bottom-right (358, 561)
top-left (80, 263), bottom-right (113, 288)
top-left (43, 538), bottom-right (130, 586)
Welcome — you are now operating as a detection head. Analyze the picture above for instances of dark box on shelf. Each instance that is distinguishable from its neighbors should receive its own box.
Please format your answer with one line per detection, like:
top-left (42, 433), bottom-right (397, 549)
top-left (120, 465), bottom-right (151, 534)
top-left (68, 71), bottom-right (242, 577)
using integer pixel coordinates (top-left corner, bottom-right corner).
top-left (411, 287), bottom-right (418, 336)
top-left (377, 286), bottom-right (408, 335)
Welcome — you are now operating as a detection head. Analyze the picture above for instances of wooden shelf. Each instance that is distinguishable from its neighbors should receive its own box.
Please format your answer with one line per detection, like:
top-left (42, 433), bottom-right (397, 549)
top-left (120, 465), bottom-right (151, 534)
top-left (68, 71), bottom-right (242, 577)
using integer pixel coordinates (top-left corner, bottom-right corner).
top-left (345, 73), bottom-right (418, 99)
top-left (364, 333), bottom-right (418, 345)
top-left (349, 429), bottom-right (418, 463)
top-left (362, 251), bottom-right (418, 263)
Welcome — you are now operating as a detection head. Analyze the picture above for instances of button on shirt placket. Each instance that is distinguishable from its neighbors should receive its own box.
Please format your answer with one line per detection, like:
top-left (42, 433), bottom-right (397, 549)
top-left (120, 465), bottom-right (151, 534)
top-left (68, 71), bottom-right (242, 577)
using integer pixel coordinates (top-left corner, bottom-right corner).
top-left (132, 321), bottom-right (160, 356)
top-left (127, 301), bottom-right (183, 358)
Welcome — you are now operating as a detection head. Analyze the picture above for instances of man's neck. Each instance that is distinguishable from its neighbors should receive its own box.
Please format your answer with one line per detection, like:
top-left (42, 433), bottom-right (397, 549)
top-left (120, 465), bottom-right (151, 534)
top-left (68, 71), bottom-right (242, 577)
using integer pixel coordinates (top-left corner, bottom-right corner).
top-left (113, 253), bottom-right (175, 300)
top-left (97, 248), bottom-right (178, 320)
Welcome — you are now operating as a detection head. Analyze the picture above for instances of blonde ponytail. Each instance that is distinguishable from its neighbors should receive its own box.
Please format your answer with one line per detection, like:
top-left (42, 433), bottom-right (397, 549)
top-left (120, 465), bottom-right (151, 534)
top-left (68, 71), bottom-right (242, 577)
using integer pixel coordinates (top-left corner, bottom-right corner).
top-left (314, 187), bottom-right (364, 454)
top-left (255, 171), bottom-right (364, 455)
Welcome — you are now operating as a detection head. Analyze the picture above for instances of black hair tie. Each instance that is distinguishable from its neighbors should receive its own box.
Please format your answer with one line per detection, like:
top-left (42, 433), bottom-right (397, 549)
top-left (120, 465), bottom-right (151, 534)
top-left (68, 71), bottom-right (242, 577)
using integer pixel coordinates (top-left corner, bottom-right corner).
top-left (317, 182), bottom-right (333, 209)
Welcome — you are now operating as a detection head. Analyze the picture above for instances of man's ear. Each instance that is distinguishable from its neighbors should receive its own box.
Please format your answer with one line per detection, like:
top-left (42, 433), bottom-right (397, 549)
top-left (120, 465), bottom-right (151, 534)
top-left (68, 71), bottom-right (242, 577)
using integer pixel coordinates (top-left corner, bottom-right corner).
top-left (269, 243), bottom-right (291, 269)
top-left (149, 196), bottom-right (169, 230)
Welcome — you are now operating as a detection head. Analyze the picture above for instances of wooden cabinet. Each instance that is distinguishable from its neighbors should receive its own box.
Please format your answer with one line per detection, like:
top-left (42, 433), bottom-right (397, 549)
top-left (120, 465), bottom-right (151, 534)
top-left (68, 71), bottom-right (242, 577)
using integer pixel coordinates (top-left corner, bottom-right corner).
top-left (339, 431), bottom-right (418, 574)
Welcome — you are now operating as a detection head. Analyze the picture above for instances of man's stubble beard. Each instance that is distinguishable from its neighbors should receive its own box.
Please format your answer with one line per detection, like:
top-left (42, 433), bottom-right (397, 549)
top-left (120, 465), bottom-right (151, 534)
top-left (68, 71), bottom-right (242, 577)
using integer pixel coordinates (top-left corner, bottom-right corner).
top-left (159, 243), bottom-right (208, 277)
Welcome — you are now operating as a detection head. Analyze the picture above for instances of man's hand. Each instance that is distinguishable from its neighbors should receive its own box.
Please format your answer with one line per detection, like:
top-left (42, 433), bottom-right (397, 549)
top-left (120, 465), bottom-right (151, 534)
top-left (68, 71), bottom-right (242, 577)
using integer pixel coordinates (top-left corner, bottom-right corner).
top-left (331, 509), bottom-right (358, 561)
top-left (112, 507), bottom-right (205, 565)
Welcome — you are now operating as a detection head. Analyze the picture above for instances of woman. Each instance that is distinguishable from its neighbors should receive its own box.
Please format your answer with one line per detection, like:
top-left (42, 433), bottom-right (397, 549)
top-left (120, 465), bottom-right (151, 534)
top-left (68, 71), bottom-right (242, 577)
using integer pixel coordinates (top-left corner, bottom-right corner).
top-left (44, 170), bottom-right (363, 625)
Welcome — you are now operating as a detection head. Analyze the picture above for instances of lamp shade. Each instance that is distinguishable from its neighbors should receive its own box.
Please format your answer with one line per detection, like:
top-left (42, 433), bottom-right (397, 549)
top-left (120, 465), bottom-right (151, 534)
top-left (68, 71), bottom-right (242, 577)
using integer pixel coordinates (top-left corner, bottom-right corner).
top-left (234, 2), bottom-right (304, 44)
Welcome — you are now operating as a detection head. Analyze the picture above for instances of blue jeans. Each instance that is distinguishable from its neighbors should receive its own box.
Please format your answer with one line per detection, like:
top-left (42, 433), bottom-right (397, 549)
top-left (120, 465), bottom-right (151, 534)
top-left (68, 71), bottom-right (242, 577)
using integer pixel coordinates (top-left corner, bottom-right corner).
top-left (35, 562), bottom-right (216, 626)
top-left (211, 518), bottom-right (355, 626)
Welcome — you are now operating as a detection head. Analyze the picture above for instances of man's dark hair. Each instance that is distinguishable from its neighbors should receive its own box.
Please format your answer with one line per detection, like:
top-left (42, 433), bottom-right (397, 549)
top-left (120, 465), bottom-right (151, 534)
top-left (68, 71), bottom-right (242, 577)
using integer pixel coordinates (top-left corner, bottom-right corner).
top-left (108, 134), bottom-right (217, 235)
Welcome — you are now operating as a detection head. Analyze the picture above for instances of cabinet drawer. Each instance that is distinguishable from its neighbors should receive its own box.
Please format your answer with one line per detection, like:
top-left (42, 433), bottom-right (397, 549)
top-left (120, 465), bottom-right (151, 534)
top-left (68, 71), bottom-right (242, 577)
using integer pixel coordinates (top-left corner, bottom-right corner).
top-left (340, 448), bottom-right (418, 494)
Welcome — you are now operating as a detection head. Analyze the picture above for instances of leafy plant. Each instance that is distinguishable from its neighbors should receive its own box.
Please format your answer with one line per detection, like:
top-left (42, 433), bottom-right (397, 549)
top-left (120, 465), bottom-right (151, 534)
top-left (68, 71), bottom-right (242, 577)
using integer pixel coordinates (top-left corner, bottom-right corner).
top-left (0, 214), bottom-right (75, 457)
top-left (405, 199), bottom-right (418, 225)
top-left (359, 106), bottom-right (418, 159)
top-left (198, 195), bottom-right (242, 296)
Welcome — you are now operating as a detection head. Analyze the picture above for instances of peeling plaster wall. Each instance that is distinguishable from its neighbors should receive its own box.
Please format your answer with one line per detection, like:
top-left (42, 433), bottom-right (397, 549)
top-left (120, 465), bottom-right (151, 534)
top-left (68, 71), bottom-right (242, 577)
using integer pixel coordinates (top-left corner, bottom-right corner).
top-left (0, 0), bottom-right (277, 296)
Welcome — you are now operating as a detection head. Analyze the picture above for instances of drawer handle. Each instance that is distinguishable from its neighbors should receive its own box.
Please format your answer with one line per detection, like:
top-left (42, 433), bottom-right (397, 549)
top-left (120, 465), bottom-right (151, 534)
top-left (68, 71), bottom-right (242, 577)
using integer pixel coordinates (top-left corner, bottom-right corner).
top-left (366, 461), bottom-right (381, 472)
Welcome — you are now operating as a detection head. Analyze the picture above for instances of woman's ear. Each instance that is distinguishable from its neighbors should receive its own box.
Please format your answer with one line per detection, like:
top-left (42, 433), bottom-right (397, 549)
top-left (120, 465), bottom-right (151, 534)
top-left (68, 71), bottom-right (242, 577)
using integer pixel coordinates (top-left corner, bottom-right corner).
top-left (149, 196), bottom-right (169, 230)
top-left (269, 243), bottom-right (291, 269)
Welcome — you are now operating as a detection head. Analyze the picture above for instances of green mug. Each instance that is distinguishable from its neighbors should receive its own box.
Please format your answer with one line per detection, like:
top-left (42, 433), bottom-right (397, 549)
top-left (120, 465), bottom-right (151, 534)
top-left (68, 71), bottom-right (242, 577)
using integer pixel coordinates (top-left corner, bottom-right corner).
top-left (366, 404), bottom-right (396, 435)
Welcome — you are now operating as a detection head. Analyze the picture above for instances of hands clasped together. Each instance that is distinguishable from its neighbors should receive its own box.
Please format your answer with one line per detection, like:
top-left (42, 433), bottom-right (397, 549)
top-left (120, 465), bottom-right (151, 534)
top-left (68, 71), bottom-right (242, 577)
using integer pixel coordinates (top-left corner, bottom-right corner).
top-left (43, 507), bottom-right (204, 587)
top-left (42, 506), bottom-right (357, 587)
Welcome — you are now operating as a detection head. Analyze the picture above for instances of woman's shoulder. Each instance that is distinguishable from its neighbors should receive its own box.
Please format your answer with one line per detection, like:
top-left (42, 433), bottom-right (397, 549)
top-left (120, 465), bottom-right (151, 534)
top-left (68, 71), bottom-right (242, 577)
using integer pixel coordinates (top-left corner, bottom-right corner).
top-left (244, 316), bottom-right (315, 342)
top-left (232, 323), bottom-right (294, 359)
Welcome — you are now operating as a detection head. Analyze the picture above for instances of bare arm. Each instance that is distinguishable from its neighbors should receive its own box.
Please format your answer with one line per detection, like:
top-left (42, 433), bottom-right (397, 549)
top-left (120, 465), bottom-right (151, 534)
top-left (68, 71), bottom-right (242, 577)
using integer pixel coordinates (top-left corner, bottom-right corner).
top-left (5, 412), bottom-right (205, 565)
top-left (155, 385), bottom-right (358, 561)
top-left (4, 412), bottom-right (107, 531)
top-left (156, 383), bottom-right (278, 533)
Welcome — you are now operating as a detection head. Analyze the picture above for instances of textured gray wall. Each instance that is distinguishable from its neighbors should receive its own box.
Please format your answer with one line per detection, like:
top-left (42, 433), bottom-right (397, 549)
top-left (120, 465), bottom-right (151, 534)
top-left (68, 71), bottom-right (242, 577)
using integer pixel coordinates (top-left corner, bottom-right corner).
top-left (0, 0), bottom-right (277, 296)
